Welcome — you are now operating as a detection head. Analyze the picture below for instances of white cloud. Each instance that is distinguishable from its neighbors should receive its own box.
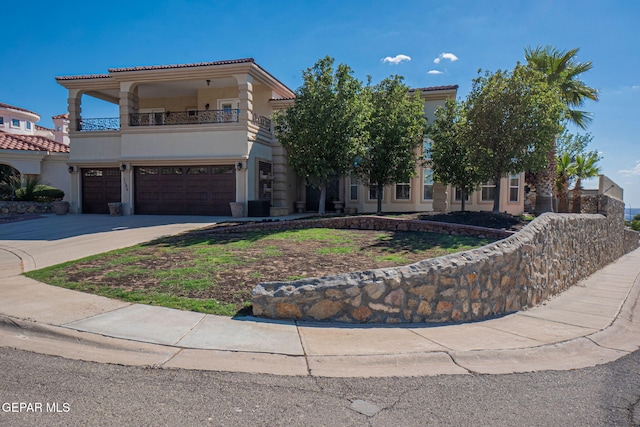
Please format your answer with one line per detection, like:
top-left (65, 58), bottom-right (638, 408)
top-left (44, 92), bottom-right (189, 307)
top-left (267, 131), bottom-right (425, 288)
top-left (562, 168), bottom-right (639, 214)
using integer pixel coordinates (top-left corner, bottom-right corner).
top-left (619, 160), bottom-right (640, 176)
top-left (382, 54), bottom-right (411, 64)
top-left (434, 52), bottom-right (459, 64)
top-left (427, 70), bottom-right (443, 75)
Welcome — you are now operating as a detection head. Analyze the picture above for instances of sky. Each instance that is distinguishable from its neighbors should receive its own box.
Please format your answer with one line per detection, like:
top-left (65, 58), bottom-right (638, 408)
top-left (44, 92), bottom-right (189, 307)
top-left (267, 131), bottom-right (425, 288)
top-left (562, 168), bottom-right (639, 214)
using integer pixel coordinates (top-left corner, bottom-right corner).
top-left (2, 0), bottom-right (638, 208)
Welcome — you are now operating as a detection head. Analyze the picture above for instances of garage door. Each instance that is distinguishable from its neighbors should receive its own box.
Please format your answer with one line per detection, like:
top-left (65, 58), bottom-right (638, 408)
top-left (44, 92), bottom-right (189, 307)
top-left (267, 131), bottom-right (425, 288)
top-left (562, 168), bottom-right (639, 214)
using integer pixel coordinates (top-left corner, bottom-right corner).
top-left (82, 168), bottom-right (121, 214)
top-left (134, 165), bottom-right (236, 215)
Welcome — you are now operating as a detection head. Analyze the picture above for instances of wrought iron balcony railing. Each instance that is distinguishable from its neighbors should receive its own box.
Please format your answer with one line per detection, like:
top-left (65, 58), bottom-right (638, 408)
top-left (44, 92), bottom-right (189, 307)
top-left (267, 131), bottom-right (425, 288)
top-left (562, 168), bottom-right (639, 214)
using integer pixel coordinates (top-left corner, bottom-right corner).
top-left (251, 113), bottom-right (271, 131)
top-left (76, 110), bottom-right (272, 132)
top-left (130, 109), bottom-right (239, 126)
top-left (77, 118), bottom-right (120, 131)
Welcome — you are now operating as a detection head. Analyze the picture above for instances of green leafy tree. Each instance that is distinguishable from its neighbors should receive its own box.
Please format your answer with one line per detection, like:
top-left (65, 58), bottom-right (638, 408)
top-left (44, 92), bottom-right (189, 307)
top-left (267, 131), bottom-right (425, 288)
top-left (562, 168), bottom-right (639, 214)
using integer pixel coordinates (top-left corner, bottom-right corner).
top-left (466, 65), bottom-right (564, 212)
top-left (356, 75), bottom-right (426, 214)
top-left (274, 56), bottom-right (368, 214)
top-left (571, 152), bottom-right (601, 213)
top-left (525, 45), bottom-right (599, 214)
top-left (426, 99), bottom-right (484, 211)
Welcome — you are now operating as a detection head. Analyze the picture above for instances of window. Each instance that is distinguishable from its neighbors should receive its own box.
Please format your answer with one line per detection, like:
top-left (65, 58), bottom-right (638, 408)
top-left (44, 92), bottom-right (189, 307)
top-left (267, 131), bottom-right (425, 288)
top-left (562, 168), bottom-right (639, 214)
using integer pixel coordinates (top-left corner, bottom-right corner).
top-left (349, 176), bottom-right (358, 201)
top-left (395, 182), bottom-right (411, 200)
top-left (0, 117), bottom-right (4, 125)
top-left (11, 119), bottom-right (20, 128)
top-left (454, 187), bottom-right (470, 202)
top-left (423, 168), bottom-right (434, 200)
top-left (368, 186), bottom-right (384, 200)
top-left (481, 182), bottom-right (496, 202)
top-left (423, 137), bottom-right (433, 159)
top-left (509, 174), bottom-right (520, 202)
top-left (26, 121), bottom-right (31, 130)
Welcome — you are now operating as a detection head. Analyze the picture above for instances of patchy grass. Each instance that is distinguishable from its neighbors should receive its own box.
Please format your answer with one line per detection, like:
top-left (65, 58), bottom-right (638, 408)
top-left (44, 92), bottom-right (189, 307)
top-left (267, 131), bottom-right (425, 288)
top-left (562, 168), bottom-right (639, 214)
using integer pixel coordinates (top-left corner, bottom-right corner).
top-left (25, 227), bottom-right (496, 316)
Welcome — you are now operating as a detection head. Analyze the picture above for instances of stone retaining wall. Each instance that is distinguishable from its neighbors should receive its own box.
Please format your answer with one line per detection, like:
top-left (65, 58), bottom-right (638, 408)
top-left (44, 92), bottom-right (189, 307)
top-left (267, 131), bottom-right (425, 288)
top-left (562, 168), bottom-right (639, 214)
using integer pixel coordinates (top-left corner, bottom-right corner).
top-left (252, 196), bottom-right (639, 324)
top-left (207, 215), bottom-right (513, 240)
top-left (0, 201), bottom-right (55, 215)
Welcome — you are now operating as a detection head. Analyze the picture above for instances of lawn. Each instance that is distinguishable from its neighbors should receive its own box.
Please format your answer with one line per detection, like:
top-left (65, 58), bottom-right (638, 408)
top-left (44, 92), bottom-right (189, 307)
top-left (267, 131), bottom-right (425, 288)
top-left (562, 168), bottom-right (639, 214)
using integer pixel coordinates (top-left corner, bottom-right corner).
top-left (25, 227), bottom-right (496, 316)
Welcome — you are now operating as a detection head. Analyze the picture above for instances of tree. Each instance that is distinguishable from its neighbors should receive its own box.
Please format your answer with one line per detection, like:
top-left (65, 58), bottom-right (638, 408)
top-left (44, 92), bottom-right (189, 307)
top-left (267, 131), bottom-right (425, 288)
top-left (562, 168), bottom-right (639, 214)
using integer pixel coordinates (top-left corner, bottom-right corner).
top-left (426, 99), bottom-right (484, 212)
top-left (555, 152), bottom-right (575, 213)
top-left (571, 152), bottom-right (601, 213)
top-left (465, 65), bottom-right (564, 212)
top-left (525, 45), bottom-right (599, 214)
top-left (273, 56), bottom-right (368, 214)
top-left (355, 76), bottom-right (426, 214)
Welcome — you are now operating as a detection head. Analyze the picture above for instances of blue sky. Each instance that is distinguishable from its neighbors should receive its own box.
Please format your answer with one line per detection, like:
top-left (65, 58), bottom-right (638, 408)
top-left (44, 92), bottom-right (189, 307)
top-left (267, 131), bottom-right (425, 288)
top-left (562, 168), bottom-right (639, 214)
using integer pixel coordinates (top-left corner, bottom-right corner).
top-left (2, 0), bottom-right (639, 207)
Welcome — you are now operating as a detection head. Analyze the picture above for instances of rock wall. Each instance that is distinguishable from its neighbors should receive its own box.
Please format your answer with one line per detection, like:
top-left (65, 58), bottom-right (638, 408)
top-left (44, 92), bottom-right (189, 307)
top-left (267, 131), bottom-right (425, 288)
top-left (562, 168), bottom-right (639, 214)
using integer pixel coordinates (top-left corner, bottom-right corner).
top-left (252, 196), bottom-right (639, 324)
top-left (0, 201), bottom-right (54, 215)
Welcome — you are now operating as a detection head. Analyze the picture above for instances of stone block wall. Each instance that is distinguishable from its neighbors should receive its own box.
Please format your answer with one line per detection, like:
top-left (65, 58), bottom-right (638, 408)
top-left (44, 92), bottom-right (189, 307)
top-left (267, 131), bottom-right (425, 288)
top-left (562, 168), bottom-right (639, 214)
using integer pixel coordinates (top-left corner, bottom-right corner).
top-left (0, 201), bottom-right (54, 215)
top-left (252, 196), bottom-right (639, 324)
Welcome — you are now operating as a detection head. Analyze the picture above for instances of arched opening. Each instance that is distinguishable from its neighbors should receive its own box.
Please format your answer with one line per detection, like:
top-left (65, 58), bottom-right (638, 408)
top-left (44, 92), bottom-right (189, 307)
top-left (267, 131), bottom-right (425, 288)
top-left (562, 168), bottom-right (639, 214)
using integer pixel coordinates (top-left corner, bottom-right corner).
top-left (0, 164), bottom-right (20, 201)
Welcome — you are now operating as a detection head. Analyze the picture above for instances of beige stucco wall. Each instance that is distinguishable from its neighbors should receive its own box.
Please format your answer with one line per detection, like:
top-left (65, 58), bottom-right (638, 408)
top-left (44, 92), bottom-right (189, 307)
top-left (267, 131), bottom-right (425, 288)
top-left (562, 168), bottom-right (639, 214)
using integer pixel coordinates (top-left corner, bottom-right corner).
top-left (69, 133), bottom-right (121, 163)
top-left (40, 155), bottom-right (71, 201)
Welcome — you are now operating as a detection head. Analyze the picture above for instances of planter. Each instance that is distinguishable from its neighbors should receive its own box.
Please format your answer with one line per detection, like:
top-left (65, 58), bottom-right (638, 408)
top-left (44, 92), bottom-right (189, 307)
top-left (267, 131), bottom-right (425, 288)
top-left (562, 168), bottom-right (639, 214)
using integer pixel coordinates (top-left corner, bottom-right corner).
top-left (108, 202), bottom-right (123, 216)
top-left (52, 201), bottom-right (70, 215)
top-left (295, 201), bottom-right (305, 213)
top-left (229, 202), bottom-right (245, 218)
top-left (332, 200), bottom-right (344, 213)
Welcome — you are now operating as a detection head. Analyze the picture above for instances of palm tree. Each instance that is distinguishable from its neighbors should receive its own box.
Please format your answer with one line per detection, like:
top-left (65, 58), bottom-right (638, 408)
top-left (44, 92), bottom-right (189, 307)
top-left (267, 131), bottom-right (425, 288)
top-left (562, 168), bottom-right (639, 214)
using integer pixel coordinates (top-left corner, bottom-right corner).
top-left (555, 152), bottom-right (575, 213)
top-left (525, 46), bottom-right (599, 214)
top-left (571, 153), bottom-right (601, 213)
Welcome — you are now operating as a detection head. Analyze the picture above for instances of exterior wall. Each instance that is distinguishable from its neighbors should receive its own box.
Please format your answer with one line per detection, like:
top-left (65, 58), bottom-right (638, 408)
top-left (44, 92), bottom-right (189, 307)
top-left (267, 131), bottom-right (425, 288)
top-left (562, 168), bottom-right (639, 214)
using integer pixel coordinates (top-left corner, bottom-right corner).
top-left (252, 195), bottom-right (638, 323)
top-left (69, 133), bottom-right (121, 162)
top-left (448, 174), bottom-right (525, 215)
top-left (138, 95), bottom-right (198, 112)
top-left (40, 155), bottom-right (71, 201)
top-left (0, 108), bottom-right (40, 136)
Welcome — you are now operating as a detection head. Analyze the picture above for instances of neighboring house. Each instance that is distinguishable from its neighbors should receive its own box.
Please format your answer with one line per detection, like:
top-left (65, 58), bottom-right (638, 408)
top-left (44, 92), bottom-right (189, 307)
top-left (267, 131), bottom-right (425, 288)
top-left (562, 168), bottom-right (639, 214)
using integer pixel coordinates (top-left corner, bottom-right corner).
top-left (0, 102), bottom-right (70, 199)
top-left (56, 58), bottom-right (524, 216)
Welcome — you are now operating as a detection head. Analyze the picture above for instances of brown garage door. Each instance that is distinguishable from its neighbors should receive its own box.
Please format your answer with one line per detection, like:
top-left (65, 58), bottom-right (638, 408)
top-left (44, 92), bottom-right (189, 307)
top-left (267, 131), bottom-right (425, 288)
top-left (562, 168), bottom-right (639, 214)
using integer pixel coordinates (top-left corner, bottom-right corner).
top-left (82, 168), bottom-right (121, 214)
top-left (134, 165), bottom-right (236, 215)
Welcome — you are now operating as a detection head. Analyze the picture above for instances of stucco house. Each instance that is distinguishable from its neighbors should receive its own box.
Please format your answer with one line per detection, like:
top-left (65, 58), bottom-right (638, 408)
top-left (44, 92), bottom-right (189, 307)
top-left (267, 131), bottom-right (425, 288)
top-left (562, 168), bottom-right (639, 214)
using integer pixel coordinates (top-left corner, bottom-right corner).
top-left (55, 58), bottom-right (524, 216)
top-left (0, 102), bottom-right (70, 199)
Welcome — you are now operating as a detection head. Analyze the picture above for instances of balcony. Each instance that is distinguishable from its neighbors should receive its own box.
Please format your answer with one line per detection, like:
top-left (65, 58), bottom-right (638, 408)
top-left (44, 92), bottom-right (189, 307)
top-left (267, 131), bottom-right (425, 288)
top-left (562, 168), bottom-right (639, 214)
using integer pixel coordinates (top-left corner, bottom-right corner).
top-left (77, 110), bottom-right (272, 133)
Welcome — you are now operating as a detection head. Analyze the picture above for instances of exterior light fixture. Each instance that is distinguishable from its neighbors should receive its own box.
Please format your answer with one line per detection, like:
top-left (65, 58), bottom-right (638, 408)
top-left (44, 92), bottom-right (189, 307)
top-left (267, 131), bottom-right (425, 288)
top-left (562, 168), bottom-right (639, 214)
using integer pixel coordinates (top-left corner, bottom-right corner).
top-left (236, 162), bottom-right (243, 171)
top-left (120, 164), bottom-right (127, 172)
top-left (206, 79), bottom-right (211, 87)
top-left (68, 166), bottom-right (74, 173)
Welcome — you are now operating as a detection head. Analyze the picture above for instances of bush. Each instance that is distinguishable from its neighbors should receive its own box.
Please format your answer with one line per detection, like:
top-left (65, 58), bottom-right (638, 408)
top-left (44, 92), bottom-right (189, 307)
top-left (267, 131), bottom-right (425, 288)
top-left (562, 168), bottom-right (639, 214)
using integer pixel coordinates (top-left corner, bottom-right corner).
top-left (632, 220), bottom-right (640, 232)
top-left (634, 214), bottom-right (640, 222)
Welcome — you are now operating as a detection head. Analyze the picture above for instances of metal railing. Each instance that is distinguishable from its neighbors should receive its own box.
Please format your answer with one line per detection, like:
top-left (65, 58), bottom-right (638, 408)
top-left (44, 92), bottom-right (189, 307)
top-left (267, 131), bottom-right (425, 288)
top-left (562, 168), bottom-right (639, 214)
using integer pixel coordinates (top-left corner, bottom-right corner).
top-left (77, 118), bottom-right (120, 131)
top-left (130, 109), bottom-right (239, 126)
top-left (251, 113), bottom-right (271, 131)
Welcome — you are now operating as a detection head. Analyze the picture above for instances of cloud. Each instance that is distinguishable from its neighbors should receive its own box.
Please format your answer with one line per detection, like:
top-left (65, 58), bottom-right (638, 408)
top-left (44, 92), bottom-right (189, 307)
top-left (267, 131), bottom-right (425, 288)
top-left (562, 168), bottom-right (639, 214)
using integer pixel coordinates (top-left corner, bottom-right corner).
top-left (619, 160), bottom-right (640, 176)
top-left (382, 54), bottom-right (411, 64)
top-left (434, 52), bottom-right (458, 64)
top-left (427, 70), bottom-right (443, 75)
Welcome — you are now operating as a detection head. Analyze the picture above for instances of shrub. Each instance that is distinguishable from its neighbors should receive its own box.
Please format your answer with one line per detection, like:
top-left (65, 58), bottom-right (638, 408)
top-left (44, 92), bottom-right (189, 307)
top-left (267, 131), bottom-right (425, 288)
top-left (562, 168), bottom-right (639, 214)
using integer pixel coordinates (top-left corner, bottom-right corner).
top-left (632, 220), bottom-right (640, 232)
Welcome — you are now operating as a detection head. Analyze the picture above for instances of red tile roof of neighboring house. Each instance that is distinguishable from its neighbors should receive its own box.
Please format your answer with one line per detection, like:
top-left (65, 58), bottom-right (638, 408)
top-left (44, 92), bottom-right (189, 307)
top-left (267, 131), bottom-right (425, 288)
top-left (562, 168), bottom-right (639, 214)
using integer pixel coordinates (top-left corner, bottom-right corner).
top-left (52, 113), bottom-right (69, 119)
top-left (0, 130), bottom-right (69, 153)
top-left (55, 74), bottom-right (111, 81)
top-left (0, 102), bottom-right (39, 116)
top-left (35, 124), bottom-right (54, 132)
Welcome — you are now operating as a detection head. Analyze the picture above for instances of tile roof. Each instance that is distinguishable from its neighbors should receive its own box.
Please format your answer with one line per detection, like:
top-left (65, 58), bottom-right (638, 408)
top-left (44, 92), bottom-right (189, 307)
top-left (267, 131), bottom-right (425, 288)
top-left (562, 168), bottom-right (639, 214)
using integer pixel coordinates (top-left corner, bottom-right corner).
top-left (0, 131), bottom-right (69, 153)
top-left (55, 74), bottom-right (112, 81)
top-left (52, 113), bottom-right (69, 119)
top-left (409, 85), bottom-right (459, 92)
top-left (0, 102), bottom-right (38, 116)
top-left (108, 58), bottom-right (255, 73)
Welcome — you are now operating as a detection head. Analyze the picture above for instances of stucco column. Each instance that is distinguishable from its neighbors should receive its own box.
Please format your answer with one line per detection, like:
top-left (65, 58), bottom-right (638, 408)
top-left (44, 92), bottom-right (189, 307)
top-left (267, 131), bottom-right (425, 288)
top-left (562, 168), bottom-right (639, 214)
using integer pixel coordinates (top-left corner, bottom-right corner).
top-left (67, 89), bottom-right (82, 132)
top-left (233, 74), bottom-right (253, 123)
top-left (271, 139), bottom-right (288, 210)
top-left (432, 182), bottom-right (449, 212)
top-left (119, 82), bottom-right (139, 129)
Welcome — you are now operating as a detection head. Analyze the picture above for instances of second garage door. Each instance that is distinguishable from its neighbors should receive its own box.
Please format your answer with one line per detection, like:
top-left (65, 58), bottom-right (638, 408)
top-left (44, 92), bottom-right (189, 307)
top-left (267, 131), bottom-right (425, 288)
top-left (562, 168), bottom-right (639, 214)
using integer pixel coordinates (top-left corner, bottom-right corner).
top-left (134, 165), bottom-right (236, 215)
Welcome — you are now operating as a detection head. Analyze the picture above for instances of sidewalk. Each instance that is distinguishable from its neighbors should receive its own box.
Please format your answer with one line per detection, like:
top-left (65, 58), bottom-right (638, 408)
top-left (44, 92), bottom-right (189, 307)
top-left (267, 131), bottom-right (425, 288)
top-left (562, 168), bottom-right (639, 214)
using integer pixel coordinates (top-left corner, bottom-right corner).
top-left (1, 214), bottom-right (639, 377)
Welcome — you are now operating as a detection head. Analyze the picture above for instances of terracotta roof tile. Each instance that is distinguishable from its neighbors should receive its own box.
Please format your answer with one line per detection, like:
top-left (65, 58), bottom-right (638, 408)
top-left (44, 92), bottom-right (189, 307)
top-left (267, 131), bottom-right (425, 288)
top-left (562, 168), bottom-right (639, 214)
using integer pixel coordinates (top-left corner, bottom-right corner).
top-left (0, 131), bottom-right (69, 153)
top-left (0, 102), bottom-right (38, 116)
top-left (108, 58), bottom-right (255, 73)
top-left (52, 113), bottom-right (69, 119)
top-left (55, 74), bottom-right (112, 81)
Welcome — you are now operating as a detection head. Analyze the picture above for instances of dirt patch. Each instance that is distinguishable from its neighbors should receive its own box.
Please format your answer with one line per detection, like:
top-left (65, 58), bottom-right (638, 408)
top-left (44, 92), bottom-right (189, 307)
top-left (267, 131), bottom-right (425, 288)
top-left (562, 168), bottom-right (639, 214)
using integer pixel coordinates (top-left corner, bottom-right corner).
top-left (58, 228), bottom-right (495, 311)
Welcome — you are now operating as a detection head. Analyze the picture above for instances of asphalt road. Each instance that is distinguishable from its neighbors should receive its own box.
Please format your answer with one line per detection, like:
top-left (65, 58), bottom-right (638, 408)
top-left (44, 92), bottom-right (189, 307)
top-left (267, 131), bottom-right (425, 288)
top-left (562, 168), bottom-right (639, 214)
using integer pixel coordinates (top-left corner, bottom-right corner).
top-left (1, 347), bottom-right (639, 426)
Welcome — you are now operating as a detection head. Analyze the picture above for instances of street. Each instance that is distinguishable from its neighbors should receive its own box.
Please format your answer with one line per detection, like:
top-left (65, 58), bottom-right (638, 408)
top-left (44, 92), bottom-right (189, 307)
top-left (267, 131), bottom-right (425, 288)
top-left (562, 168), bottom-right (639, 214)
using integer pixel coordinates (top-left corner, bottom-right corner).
top-left (1, 347), bottom-right (639, 426)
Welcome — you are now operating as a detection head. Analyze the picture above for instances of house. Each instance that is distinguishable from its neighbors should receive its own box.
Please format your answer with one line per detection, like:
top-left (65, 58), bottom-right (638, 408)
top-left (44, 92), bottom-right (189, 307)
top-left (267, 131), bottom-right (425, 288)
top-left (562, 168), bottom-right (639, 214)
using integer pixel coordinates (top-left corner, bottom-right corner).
top-left (0, 102), bottom-right (70, 199)
top-left (56, 58), bottom-right (524, 216)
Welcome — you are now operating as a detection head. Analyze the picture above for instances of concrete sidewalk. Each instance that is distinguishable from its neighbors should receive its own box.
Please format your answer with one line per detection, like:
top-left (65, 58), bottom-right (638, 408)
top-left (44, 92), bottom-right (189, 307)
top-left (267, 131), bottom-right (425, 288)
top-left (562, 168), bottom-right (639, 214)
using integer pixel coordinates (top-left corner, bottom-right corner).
top-left (1, 214), bottom-right (639, 377)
